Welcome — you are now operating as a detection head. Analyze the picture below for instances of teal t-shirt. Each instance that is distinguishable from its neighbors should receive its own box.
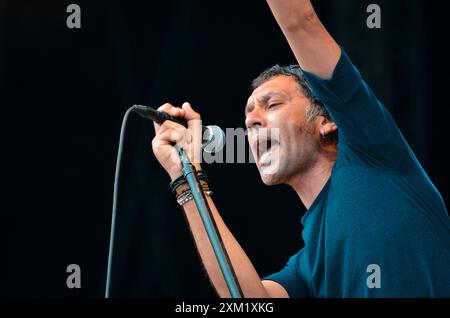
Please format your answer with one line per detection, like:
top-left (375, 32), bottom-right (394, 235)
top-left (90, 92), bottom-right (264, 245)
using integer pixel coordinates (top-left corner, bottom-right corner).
top-left (263, 49), bottom-right (450, 298)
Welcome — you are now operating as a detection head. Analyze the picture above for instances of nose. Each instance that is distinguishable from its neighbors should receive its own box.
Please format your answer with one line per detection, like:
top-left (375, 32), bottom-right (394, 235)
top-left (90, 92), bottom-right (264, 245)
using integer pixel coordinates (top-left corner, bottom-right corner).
top-left (245, 106), bottom-right (267, 129)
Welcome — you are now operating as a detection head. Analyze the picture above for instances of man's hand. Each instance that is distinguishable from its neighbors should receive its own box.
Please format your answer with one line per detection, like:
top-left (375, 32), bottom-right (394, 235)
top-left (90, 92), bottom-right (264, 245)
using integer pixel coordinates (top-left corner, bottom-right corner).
top-left (266, 0), bottom-right (341, 79)
top-left (151, 102), bottom-right (202, 180)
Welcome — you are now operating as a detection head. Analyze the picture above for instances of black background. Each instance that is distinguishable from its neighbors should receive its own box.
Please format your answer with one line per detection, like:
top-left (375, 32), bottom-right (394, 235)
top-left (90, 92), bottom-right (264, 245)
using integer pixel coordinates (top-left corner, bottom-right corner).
top-left (3, 0), bottom-right (449, 297)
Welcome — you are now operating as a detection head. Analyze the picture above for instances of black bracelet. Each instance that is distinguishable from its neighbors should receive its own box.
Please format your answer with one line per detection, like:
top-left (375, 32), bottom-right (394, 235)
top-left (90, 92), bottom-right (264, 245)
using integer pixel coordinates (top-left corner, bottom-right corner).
top-left (170, 170), bottom-right (210, 195)
top-left (170, 174), bottom-right (187, 195)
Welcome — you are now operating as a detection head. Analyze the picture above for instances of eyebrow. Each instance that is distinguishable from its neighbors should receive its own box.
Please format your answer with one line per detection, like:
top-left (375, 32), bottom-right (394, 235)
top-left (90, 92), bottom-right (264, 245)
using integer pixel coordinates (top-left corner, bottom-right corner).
top-left (245, 92), bottom-right (288, 116)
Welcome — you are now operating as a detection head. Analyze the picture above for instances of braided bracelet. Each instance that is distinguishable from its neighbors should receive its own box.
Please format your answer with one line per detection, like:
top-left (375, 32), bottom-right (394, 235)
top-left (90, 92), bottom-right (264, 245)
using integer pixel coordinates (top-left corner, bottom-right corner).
top-left (170, 169), bottom-right (210, 195)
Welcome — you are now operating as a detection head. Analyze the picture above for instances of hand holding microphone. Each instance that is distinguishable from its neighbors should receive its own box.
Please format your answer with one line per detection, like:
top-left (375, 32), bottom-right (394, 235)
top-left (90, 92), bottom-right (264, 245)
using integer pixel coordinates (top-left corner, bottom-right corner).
top-left (142, 102), bottom-right (224, 180)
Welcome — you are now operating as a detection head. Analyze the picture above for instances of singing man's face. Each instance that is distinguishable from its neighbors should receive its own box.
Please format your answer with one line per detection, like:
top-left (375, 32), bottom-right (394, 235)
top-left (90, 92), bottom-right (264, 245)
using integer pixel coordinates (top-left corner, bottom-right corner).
top-left (245, 75), bottom-right (320, 186)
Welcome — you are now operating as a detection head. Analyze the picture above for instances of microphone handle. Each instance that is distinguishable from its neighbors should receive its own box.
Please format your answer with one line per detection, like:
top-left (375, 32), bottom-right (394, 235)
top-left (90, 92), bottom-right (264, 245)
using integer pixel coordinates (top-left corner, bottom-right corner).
top-left (133, 105), bottom-right (188, 127)
top-left (156, 109), bottom-right (188, 127)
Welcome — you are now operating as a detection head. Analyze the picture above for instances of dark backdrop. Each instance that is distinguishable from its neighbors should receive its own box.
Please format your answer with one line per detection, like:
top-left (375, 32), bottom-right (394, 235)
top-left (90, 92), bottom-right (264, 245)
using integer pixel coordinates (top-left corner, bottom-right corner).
top-left (3, 0), bottom-right (448, 297)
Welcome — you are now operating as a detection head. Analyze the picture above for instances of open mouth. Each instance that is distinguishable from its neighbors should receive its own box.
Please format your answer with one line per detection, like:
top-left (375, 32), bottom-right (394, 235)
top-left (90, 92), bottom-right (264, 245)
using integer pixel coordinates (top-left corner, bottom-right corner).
top-left (256, 135), bottom-right (280, 165)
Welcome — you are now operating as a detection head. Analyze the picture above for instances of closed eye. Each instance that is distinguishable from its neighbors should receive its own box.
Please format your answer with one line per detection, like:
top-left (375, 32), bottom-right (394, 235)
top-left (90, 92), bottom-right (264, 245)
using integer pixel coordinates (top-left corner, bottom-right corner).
top-left (268, 103), bottom-right (282, 110)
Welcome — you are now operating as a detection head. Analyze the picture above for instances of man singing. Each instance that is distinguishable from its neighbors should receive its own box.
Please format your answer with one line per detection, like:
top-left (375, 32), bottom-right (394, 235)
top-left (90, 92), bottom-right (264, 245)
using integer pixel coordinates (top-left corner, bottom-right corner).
top-left (151, 0), bottom-right (450, 297)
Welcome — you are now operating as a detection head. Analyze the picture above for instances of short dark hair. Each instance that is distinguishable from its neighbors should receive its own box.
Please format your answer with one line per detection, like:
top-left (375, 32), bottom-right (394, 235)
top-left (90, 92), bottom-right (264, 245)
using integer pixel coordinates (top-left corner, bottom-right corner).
top-left (251, 64), bottom-right (314, 99)
top-left (251, 64), bottom-right (338, 143)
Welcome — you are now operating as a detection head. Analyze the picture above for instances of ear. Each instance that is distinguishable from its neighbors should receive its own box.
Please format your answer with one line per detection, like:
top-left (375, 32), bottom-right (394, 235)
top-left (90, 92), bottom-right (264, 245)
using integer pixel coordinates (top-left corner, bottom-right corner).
top-left (318, 116), bottom-right (338, 138)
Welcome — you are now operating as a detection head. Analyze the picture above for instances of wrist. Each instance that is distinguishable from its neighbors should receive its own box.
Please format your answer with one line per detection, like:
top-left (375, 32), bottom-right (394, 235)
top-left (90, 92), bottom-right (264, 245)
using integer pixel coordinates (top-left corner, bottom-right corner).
top-left (168, 163), bottom-right (202, 181)
top-left (169, 170), bottom-right (183, 182)
top-left (170, 168), bottom-right (212, 206)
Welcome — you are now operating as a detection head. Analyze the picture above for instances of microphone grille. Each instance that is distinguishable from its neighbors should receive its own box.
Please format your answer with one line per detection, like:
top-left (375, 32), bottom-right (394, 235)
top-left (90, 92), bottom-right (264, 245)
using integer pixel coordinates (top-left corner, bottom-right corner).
top-left (203, 126), bottom-right (225, 153)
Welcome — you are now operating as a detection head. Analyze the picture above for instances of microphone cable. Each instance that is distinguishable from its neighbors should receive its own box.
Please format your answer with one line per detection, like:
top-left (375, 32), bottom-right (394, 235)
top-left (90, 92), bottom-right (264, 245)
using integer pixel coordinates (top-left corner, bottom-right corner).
top-left (105, 106), bottom-right (134, 298)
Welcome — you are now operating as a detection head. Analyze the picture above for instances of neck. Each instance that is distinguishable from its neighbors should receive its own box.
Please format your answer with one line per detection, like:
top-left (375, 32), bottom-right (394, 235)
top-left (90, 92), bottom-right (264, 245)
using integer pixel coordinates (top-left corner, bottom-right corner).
top-left (288, 149), bottom-right (337, 210)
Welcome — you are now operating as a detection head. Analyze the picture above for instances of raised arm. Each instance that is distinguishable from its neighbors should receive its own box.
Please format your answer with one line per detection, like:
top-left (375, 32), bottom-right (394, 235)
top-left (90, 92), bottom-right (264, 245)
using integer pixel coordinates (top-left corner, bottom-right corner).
top-left (266, 0), bottom-right (341, 79)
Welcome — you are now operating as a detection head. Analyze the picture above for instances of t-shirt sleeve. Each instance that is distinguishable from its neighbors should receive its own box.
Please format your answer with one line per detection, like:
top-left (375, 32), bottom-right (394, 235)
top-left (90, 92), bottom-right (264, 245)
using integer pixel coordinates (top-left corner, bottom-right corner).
top-left (301, 49), bottom-right (420, 171)
top-left (262, 251), bottom-right (308, 298)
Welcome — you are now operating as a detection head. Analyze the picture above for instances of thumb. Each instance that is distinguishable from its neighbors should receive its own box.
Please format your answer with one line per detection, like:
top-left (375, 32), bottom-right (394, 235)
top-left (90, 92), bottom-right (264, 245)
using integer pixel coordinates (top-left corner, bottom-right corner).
top-left (182, 102), bottom-right (201, 121)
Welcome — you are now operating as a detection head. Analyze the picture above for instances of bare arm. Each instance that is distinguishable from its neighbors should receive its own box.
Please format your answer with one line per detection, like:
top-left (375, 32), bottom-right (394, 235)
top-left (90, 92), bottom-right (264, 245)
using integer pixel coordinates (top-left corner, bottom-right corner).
top-left (266, 0), bottom-right (341, 79)
top-left (180, 192), bottom-right (288, 298)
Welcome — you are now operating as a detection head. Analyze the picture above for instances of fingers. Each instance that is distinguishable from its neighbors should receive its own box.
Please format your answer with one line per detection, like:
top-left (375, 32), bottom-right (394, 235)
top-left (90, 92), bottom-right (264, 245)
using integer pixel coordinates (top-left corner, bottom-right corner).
top-left (152, 104), bottom-right (193, 148)
top-left (150, 102), bottom-right (202, 178)
top-left (151, 128), bottom-right (185, 149)
top-left (181, 103), bottom-right (202, 145)
top-left (158, 103), bottom-right (186, 118)
top-left (153, 103), bottom-right (186, 133)
top-left (153, 102), bottom-right (201, 134)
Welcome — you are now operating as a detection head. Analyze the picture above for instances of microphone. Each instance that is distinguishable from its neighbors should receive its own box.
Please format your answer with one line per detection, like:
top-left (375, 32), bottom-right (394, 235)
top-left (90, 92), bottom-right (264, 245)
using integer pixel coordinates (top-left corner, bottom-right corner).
top-left (132, 105), bottom-right (225, 153)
